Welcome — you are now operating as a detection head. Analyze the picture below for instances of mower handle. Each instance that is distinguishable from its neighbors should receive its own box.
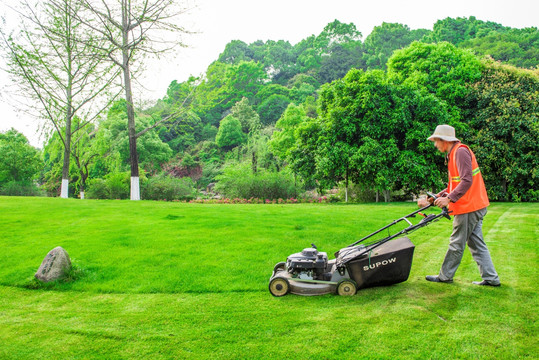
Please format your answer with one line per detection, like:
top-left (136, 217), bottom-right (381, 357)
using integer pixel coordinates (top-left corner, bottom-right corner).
top-left (426, 191), bottom-right (451, 220)
top-left (344, 193), bottom-right (452, 249)
top-left (338, 203), bottom-right (452, 261)
top-left (426, 191), bottom-right (438, 200)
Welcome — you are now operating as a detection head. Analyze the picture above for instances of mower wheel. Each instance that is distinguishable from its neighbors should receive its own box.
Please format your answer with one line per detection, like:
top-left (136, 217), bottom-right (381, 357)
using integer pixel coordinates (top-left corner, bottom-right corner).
top-left (269, 277), bottom-right (290, 297)
top-left (337, 279), bottom-right (357, 296)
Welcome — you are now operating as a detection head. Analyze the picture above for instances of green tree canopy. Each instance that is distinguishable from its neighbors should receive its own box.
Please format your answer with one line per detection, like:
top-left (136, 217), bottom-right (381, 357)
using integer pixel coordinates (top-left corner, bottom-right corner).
top-left (312, 69), bottom-right (449, 197)
top-left (424, 16), bottom-right (539, 69)
top-left (466, 61), bottom-right (539, 201)
top-left (215, 115), bottom-right (245, 150)
top-left (461, 28), bottom-right (539, 69)
top-left (363, 22), bottom-right (430, 70)
top-left (257, 94), bottom-right (291, 126)
top-left (194, 61), bottom-right (266, 126)
top-left (231, 97), bottom-right (261, 134)
top-left (269, 103), bottom-right (309, 162)
top-left (387, 41), bottom-right (484, 121)
top-left (218, 40), bottom-right (253, 64)
top-left (0, 129), bottom-right (41, 186)
top-left (425, 16), bottom-right (507, 45)
top-left (254, 84), bottom-right (290, 106)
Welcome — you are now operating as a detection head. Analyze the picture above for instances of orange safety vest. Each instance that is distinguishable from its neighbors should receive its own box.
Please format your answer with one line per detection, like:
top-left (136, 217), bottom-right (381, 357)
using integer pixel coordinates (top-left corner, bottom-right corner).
top-left (447, 143), bottom-right (489, 215)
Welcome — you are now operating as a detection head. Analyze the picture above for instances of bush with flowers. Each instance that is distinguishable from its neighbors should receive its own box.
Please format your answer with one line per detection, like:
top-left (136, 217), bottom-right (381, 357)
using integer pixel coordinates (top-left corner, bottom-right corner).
top-left (187, 196), bottom-right (332, 204)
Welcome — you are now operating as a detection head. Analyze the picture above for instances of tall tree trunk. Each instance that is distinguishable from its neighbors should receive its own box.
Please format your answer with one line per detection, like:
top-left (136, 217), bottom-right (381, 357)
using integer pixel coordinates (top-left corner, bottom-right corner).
top-left (60, 112), bottom-right (71, 198)
top-left (251, 151), bottom-right (257, 174)
top-left (79, 169), bottom-right (88, 199)
top-left (383, 189), bottom-right (390, 202)
top-left (125, 71), bottom-right (140, 200)
top-left (293, 173), bottom-right (297, 198)
top-left (345, 172), bottom-right (349, 203)
top-left (79, 175), bottom-right (86, 199)
top-left (122, 8), bottom-right (140, 200)
top-left (61, 18), bottom-right (73, 199)
top-left (74, 155), bottom-right (88, 200)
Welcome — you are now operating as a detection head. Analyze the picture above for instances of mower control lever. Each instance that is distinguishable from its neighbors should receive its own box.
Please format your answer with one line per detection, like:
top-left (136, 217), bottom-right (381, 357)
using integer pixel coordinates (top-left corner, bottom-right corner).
top-left (441, 207), bottom-right (451, 220)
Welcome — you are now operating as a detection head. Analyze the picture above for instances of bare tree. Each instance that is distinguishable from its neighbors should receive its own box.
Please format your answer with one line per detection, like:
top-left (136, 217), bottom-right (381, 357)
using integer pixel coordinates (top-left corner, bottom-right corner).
top-left (1, 0), bottom-right (118, 198)
top-left (76, 0), bottom-right (194, 200)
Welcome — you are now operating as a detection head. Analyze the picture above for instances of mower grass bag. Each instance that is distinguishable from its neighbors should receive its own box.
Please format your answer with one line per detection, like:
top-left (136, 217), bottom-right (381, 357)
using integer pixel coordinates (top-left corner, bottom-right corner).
top-left (345, 236), bottom-right (415, 289)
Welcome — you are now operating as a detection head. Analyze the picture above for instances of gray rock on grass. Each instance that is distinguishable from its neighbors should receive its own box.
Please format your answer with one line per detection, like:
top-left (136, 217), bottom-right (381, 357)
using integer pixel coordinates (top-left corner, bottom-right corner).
top-left (35, 246), bottom-right (72, 282)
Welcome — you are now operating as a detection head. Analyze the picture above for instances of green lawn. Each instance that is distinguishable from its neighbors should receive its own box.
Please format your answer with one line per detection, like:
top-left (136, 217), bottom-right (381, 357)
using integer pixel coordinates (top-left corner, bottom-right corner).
top-left (0, 197), bottom-right (537, 359)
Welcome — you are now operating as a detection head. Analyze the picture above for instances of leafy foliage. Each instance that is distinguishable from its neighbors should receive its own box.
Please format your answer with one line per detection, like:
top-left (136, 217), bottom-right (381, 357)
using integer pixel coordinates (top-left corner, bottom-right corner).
top-left (143, 174), bottom-right (196, 201)
top-left (86, 171), bottom-right (144, 200)
top-left (466, 62), bottom-right (539, 201)
top-left (257, 94), bottom-right (291, 126)
top-left (215, 162), bottom-right (299, 199)
top-left (94, 100), bottom-right (173, 175)
top-left (388, 41), bottom-right (484, 120)
top-left (231, 97), bottom-right (261, 133)
top-left (312, 69), bottom-right (448, 197)
top-left (215, 115), bottom-right (245, 150)
top-left (363, 22), bottom-right (429, 70)
top-left (425, 16), bottom-right (507, 45)
top-left (269, 104), bottom-right (309, 162)
top-left (388, 43), bottom-right (539, 201)
top-left (425, 16), bottom-right (539, 69)
top-left (0, 181), bottom-right (45, 196)
top-left (462, 28), bottom-right (539, 69)
top-left (0, 129), bottom-right (41, 186)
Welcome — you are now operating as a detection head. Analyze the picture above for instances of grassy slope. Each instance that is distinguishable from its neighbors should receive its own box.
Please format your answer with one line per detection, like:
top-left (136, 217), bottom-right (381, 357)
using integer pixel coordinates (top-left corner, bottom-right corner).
top-left (0, 197), bottom-right (537, 359)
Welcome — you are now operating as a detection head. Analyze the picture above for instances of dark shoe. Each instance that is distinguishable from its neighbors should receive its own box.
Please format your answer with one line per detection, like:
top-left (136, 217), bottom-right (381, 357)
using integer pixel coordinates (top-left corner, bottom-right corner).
top-left (472, 280), bottom-right (500, 287)
top-left (426, 275), bottom-right (453, 283)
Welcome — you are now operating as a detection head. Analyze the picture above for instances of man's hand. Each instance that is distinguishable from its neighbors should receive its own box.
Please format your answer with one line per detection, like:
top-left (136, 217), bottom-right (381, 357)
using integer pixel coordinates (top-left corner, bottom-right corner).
top-left (417, 198), bottom-right (430, 207)
top-left (417, 196), bottom-right (435, 207)
top-left (434, 196), bottom-right (451, 208)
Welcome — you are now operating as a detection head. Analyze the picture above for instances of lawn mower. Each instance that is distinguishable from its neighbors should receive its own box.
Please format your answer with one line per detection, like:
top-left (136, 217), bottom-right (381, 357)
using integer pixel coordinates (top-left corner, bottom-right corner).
top-left (268, 193), bottom-right (451, 297)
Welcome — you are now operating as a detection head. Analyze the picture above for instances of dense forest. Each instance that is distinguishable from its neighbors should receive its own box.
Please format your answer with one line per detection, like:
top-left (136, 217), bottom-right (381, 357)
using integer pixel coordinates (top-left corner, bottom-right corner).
top-left (2, 16), bottom-right (538, 202)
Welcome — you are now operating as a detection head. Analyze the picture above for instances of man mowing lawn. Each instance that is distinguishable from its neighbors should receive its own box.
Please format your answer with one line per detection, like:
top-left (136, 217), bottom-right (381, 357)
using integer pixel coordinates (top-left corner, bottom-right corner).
top-left (417, 124), bottom-right (501, 287)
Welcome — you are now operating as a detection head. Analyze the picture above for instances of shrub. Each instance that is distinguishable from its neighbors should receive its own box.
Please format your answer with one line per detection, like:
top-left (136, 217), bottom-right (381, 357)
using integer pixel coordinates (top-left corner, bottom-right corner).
top-left (105, 172), bottom-right (130, 199)
top-left (215, 115), bottom-right (246, 150)
top-left (86, 172), bottom-right (131, 200)
top-left (335, 183), bottom-right (377, 203)
top-left (0, 181), bottom-right (45, 197)
top-left (143, 174), bottom-right (196, 201)
top-left (199, 162), bottom-right (223, 190)
top-left (215, 162), bottom-right (300, 200)
top-left (86, 179), bottom-right (109, 199)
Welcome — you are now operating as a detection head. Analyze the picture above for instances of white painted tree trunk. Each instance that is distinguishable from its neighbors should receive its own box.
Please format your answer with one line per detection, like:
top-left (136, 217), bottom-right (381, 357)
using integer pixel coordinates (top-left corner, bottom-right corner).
top-left (131, 176), bottom-right (140, 200)
top-left (60, 179), bottom-right (69, 198)
top-left (345, 186), bottom-right (348, 203)
top-left (80, 191), bottom-right (85, 200)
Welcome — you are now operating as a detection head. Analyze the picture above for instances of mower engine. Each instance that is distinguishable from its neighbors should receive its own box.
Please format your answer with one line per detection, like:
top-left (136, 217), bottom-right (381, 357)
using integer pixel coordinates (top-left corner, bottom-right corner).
top-left (286, 244), bottom-right (328, 280)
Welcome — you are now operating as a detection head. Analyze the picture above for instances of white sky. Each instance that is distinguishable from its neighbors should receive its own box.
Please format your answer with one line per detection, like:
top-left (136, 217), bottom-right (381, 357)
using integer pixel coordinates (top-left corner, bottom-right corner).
top-left (1, 0), bottom-right (538, 147)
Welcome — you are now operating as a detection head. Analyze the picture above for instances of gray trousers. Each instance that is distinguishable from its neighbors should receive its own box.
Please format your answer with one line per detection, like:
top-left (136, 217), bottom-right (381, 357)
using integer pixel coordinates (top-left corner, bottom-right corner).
top-left (438, 207), bottom-right (500, 284)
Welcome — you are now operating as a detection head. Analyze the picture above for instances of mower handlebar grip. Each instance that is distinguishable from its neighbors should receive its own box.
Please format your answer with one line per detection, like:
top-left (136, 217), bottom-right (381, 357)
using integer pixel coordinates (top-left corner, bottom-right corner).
top-left (426, 191), bottom-right (451, 220)
top-left (426, 191), bottom-right (438, 200)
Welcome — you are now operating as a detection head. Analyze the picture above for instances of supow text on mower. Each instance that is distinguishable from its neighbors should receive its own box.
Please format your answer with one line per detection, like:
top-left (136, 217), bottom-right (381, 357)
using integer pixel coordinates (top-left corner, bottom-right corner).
top-left (363, 258), bottom-right (397, 271)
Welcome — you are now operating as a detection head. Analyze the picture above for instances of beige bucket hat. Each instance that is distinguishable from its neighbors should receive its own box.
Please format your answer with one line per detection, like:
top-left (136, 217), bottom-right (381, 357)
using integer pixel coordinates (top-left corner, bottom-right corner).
top-left (427, 124), bottom-right (460, 142)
